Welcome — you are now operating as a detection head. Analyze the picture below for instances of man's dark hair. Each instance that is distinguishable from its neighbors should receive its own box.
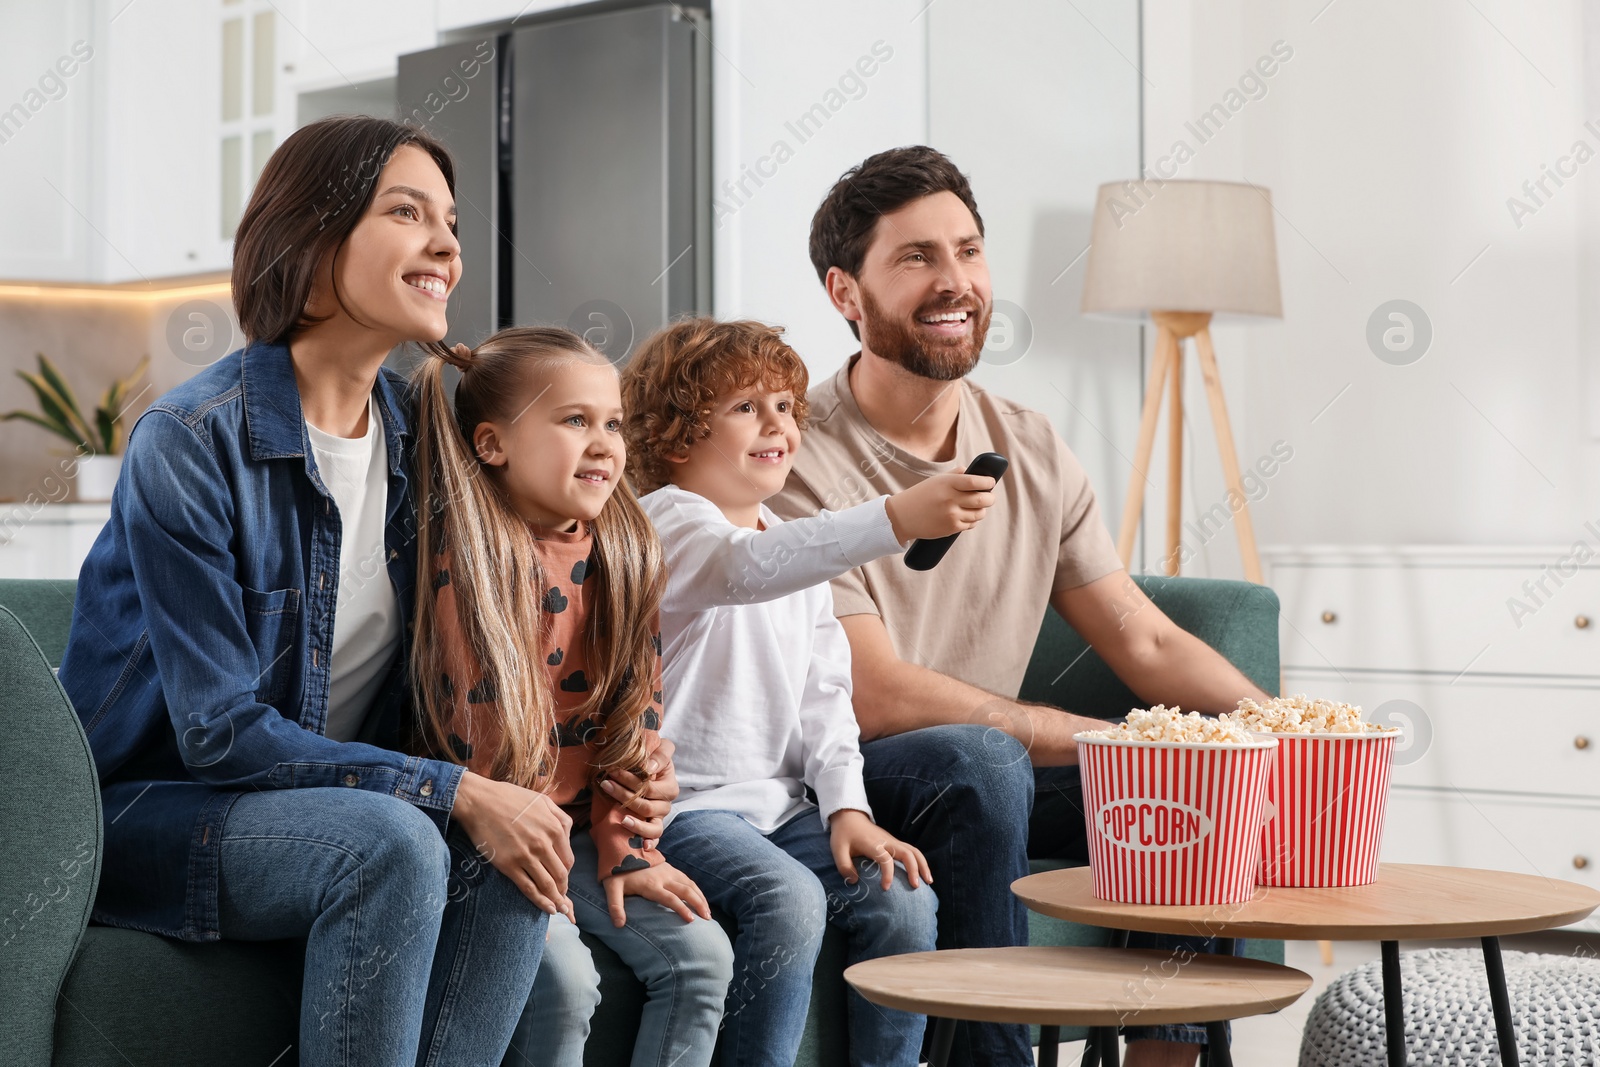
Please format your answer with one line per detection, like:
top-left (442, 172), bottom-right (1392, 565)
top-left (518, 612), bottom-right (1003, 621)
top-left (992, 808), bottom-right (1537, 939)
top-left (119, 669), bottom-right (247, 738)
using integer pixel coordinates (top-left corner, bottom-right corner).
top-left (808, 146), bottom-right (985, 339)
top-left (232, 116), bottom-right (456, 344)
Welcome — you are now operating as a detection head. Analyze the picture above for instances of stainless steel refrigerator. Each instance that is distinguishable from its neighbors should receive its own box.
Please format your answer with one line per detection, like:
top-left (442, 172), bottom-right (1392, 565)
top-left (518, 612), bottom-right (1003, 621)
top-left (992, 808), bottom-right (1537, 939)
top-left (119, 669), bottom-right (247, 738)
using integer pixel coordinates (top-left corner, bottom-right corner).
top-left (397, 3), bottom-right (711, 360)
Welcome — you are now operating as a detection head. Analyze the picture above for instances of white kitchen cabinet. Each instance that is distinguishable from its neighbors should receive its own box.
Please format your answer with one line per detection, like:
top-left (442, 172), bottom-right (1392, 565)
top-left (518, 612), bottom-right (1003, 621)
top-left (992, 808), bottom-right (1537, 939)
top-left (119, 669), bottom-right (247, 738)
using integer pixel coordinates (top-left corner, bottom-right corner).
top-left (0, 503), bottom-right (110, 580)
top-left (1265, 545), bottom-right (1600, 932)
top-left (3, 0), bottom-right (614, 284)
top-left (95, 0), bottom-right (223, 280)
top-left (290, 0), bottom-right (436, 89)
top-left (0, 1), bottom-right (97, 281)
top-left (435, 0), bottom-right (579, 34)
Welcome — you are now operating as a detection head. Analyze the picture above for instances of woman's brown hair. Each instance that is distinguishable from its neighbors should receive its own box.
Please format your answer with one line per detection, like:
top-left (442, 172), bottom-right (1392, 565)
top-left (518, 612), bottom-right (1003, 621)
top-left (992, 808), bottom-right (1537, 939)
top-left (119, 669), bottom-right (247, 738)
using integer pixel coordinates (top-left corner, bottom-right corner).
top-left (232, 116), bottom-right (456, 345)
top-left (621, 317), bottom-right (811, 495)
top-left (411, 326), bottom-right (666, 789)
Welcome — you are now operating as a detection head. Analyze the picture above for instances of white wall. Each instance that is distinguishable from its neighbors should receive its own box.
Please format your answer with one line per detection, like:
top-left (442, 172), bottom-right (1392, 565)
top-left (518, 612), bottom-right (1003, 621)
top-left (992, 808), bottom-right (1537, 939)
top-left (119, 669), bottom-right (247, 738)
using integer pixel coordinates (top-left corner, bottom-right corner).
top-left (711, 0), bottom-right (1146, 551)
top-left (1143, 0), bottom-right (1596, 579)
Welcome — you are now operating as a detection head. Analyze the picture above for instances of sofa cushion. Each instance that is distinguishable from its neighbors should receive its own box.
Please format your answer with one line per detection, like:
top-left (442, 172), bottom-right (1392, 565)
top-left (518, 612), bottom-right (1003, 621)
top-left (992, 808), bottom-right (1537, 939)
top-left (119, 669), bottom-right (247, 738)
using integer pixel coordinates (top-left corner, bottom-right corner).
top-left (54, 928), bottom-right (300, 1066)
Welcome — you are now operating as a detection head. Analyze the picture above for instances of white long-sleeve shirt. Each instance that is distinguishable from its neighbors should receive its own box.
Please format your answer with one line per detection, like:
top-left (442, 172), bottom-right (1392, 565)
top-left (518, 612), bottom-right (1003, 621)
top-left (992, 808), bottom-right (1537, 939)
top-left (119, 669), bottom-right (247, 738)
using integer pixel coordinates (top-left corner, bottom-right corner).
top-left (640, 484), bottom-right (907, 832)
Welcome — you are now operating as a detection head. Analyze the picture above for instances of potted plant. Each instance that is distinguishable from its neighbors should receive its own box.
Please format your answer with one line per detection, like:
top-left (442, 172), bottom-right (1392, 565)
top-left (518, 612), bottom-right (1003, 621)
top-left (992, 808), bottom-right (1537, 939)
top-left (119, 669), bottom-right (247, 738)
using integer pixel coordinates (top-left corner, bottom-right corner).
top-left (4, 353), bottom-right (150, 501)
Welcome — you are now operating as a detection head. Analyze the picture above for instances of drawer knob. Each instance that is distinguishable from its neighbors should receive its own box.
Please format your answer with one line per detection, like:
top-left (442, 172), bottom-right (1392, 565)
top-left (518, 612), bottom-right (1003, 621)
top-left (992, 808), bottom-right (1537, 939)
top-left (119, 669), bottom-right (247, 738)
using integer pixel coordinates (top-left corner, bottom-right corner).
top-left (1578, 615), bottom-right (1592, 630)
top-left (1321, 611), bottom-right (1337, 624)
top-left (1577, 736), bottom-right (1591, 751)
top-left (1576, 856), bottom-right (1591, 871)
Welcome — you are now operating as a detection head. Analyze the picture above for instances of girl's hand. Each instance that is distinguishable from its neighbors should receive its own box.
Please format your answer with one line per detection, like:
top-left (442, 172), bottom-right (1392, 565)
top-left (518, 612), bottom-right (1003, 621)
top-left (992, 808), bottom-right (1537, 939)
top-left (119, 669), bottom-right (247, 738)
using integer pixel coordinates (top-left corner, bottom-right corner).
top-left (602, 859), bottom-right (712, 928)
top-left (452, 771), bottom-right (576, 919)
top-left (598, 737), bottom-right (679, 850)
top-left (884, 471), bottom-right (996, 545)
top-left (828, 809), bottom-right (934, 891)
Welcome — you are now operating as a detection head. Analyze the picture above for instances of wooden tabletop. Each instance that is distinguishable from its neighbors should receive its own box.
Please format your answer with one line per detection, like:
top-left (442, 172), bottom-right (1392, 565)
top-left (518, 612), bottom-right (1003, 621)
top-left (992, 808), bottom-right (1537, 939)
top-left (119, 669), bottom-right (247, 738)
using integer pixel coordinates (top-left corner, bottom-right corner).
top-left (843, 947), bottom-right (1312, 1026)
top-left (1013, 863), bottom-right (1600, 941)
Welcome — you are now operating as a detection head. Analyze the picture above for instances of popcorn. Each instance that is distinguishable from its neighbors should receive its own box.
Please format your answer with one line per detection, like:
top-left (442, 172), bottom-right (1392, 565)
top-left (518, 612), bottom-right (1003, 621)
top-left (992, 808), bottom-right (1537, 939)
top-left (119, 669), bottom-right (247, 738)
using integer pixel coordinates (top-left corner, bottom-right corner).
top-left (1078, 704), bottom-right (1257, 744)
top-left (1226, 694), bottom-right (1397, 735)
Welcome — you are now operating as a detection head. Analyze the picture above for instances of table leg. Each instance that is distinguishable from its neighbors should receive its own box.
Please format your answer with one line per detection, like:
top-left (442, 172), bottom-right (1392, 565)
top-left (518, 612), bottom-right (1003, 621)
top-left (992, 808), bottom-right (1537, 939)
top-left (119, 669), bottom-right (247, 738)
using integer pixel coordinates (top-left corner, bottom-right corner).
top-left (1093, 928), bottom-right (1128, 1067)
top-left (1100, 1025), bottom-right (1121, 1067)
top-left (1481, 936), bottom-right (1521, 1066)
top-left (928, 1017), bottom-right (955, 1067)
top-left (1036, 1025), bottom-right (1060, 1067)
top-left (1197, 936), bottom-right (1237, 1066)
top-left (1381, 940), bottom-right (1408, 1067)
top-left (1205, 1022), bottom-right (1233, 1067)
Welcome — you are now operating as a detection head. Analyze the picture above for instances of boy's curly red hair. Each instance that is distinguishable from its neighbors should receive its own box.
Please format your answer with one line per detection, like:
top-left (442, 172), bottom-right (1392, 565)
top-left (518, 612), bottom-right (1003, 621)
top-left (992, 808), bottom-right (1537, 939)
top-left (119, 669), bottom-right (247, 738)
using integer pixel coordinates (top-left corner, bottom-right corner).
top-left (622, 317), bottom-right (811, 494)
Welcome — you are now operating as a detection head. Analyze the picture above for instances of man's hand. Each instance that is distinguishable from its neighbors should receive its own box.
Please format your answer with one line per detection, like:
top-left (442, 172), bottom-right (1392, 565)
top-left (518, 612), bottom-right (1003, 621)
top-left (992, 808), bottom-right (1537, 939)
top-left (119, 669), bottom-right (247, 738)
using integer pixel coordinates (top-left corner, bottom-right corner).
top-left (602, 860), bottom-right (711, 927)
top-left (884, 470), bottom-right (996, 544)
top-left (598, 736), bottom-right (678, 850)
top-left (451, 771), bottom-right (575, 919)
top-left (828, 809), bottom-right (933, 890)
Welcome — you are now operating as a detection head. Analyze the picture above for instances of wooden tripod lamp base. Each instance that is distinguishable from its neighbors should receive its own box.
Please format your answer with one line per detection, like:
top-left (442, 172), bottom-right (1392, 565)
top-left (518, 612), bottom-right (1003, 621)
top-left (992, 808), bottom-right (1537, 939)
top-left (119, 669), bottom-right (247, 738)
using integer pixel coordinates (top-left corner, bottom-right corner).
top-left (1114, 311), bottom-right (1263, 584)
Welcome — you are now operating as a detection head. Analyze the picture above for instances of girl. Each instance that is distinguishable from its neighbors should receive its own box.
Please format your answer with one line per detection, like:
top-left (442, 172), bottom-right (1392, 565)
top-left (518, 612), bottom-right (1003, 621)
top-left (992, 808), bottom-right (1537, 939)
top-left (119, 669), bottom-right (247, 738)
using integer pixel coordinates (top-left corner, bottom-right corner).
top-left (59, 117), bottom-right (557, 1066)
top-left (410, 327), bottom-right (734, 1067)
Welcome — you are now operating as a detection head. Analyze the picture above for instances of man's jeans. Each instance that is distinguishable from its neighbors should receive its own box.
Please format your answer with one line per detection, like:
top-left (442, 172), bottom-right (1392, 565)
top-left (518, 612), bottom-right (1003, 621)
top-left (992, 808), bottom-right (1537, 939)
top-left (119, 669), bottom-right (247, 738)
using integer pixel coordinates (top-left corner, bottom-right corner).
top-left (860, 725), bottom-right (1225, 1067)
top-left (217, 788), bottom-right (548, 1067)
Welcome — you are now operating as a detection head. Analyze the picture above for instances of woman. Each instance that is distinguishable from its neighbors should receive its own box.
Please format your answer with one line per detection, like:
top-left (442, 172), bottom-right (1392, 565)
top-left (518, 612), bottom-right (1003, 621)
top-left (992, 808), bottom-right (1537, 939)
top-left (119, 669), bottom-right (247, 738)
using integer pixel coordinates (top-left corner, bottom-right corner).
top-left (57, 116), bottom-right (674, 1066)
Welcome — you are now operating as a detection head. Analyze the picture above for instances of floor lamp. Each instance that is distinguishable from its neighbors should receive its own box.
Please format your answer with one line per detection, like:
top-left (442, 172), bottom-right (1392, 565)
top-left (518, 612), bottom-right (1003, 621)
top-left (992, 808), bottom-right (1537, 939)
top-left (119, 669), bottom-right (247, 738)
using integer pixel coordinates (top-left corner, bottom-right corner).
top-left (1080, 180), bottom-right (1331, 962)
top-left (1080, 179), bottom-right (1282, 584)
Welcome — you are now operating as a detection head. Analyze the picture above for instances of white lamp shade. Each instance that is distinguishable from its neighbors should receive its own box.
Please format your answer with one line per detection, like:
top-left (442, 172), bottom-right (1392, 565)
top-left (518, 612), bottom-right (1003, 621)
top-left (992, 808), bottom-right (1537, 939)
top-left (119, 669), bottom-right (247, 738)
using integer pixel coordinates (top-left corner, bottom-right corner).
top-left (1080, 179), bottom-right (1282, 320)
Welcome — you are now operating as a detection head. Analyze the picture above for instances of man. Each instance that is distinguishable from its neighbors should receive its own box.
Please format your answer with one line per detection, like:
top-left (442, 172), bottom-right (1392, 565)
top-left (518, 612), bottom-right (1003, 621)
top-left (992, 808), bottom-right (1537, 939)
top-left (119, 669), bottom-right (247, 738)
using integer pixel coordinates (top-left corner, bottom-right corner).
top-left (769, 146), bottom-right (1273, 1067)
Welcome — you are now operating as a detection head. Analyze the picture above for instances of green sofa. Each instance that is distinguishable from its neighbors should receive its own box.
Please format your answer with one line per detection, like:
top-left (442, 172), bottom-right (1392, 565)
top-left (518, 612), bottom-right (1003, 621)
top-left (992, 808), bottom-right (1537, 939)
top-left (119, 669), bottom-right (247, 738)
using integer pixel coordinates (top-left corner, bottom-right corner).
top-left (0, 575), bottom-right (1283, 1066)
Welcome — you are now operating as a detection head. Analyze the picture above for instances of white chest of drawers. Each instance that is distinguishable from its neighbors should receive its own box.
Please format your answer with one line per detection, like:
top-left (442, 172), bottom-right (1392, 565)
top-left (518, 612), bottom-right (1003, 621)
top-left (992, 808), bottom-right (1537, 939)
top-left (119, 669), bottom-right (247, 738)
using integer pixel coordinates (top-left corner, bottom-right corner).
top-left (1264, 545), bottom-right (1600, 931)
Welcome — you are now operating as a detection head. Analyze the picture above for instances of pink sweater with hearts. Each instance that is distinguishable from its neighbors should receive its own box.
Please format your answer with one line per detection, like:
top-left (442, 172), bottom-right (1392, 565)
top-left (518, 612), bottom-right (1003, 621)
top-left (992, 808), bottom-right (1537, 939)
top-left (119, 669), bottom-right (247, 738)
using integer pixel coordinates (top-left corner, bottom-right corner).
top-left (424, 519), bottom-right (664, 881)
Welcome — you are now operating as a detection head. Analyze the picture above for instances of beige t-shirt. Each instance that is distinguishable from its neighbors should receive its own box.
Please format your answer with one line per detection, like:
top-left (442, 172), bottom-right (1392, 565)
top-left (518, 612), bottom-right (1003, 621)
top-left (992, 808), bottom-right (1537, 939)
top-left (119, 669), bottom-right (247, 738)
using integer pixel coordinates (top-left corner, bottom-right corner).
top-left (767, 355), bottom-right (1123, 699)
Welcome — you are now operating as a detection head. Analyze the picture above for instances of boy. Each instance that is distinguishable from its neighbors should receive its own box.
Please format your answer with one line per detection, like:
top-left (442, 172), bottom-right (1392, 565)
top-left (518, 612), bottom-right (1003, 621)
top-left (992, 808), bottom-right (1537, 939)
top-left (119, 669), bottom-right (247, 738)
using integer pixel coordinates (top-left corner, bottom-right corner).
top-left (621, 316), bottom-right (996, 1067)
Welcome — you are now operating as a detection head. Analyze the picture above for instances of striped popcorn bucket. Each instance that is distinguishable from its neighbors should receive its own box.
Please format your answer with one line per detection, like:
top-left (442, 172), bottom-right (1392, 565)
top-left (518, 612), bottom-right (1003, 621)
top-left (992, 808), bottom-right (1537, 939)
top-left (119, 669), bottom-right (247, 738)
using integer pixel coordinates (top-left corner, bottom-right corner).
top-left (1255, 731), bottom-right (1398, 887)
top-left (1076, 735), bottom-right (1278, 905)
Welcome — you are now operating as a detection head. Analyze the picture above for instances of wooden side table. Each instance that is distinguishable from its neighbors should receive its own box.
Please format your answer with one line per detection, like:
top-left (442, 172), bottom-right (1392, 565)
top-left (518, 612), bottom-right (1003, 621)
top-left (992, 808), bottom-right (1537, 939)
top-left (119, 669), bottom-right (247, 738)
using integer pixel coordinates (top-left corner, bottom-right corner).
top-left (844, 946), bottom-right (1311, 1067)
top-left (1014, 863), bottom-right (1600, 1067)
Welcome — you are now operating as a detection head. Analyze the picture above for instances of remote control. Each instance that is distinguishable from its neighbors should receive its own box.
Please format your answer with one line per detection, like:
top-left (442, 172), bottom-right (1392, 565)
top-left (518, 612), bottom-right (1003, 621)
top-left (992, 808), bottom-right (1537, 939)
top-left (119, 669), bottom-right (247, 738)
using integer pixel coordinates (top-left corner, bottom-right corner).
top-left (903, 452), bottom-right (1009, 571)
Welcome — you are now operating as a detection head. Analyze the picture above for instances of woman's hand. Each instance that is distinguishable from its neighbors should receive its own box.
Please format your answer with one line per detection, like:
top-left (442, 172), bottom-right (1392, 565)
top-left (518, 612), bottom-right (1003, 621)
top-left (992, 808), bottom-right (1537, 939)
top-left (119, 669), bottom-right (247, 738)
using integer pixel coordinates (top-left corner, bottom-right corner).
top-left (828, 809), bottom-right (934, 890)
top-left (452, 771), bottom-right (576, 919)
top-left (597, 736), bottom-right (679, 850)
top-left (602, 859), bottom-right (711, 927)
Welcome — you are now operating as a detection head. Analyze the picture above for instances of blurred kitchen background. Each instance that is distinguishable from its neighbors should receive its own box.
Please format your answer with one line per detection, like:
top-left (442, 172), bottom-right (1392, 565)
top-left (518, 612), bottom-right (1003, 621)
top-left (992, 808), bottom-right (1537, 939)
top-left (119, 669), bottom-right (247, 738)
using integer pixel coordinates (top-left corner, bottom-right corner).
top-left (7, 0), bottom-right (1600, 582)
top-left (9, 0), bottom-right (1141, 574)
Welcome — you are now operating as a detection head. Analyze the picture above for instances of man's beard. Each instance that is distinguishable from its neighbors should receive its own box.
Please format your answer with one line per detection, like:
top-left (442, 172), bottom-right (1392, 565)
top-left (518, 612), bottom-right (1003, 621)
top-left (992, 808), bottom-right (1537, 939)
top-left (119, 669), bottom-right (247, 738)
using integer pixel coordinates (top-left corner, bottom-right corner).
top-left (859, 287), bottom-right (992, 382)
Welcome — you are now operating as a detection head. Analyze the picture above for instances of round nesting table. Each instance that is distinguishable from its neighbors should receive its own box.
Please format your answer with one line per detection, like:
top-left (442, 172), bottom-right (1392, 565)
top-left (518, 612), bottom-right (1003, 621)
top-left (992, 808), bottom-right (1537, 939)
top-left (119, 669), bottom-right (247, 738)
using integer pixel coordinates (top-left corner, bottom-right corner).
top-left (1013, 863), bottom-right (1600, 1067)
top-left (844, 946), bottom-right (1311, 1067)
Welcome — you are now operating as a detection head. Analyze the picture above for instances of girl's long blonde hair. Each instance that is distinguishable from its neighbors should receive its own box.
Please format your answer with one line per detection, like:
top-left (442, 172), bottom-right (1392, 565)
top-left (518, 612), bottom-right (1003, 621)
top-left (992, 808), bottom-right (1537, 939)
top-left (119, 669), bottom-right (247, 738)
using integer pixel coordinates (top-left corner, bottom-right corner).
top-left (410, 326), bottom-right (665, 790)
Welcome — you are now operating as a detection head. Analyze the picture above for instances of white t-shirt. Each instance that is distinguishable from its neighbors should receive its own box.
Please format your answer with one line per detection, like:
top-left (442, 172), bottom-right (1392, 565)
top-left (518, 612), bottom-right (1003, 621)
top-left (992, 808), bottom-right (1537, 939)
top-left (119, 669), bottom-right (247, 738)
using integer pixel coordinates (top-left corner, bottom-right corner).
top-left (640, 484), bottom-right (906, 832)
top-left (306, 395), bottom-right (402, 742)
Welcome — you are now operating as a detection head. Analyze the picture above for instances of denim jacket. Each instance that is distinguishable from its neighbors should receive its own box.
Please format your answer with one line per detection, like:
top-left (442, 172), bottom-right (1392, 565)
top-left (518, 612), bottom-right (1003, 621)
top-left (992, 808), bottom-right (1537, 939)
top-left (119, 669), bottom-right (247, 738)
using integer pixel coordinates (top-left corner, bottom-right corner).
top-left (58, 340), bottom-right (463, 941)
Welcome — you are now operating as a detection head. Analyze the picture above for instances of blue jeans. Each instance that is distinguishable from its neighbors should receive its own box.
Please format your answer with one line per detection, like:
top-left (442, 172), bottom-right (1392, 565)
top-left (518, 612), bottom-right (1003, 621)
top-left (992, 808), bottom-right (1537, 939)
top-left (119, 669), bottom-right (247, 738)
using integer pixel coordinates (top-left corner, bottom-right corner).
top-left (217, 787), bottom-right (548, 1067)
top-left (858, 725), bottom-right (1225, 1066)
top-left (504, 913), bottom-right (599, 1067)
top-left (661, 807), bottom-right (939, 1067)
top-left (507, 831), bottom-right (733, 1067)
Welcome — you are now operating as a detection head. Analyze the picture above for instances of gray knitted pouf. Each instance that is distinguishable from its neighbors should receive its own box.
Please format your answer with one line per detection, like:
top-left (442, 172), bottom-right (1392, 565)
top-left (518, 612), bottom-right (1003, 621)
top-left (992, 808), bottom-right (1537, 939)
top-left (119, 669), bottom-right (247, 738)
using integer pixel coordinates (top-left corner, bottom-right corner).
top-left (1298, 948), bottom-right (1600, 1066)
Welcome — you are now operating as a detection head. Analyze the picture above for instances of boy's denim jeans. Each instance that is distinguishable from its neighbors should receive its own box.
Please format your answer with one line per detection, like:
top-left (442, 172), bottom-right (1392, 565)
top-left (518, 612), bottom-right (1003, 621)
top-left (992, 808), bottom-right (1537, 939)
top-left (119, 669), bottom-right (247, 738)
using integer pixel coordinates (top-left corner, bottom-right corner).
top-left (217, 787), bottom-right (548, 1067)
top-left (858, 724), bottom-right (1227, 1067)
top-left (661, 807), bottom-right (939, 1067)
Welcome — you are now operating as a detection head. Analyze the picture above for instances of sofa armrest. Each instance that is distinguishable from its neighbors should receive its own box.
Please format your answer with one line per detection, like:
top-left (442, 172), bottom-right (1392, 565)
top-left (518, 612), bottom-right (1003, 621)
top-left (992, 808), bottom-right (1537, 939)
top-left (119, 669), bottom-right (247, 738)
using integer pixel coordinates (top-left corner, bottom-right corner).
top-left (1017, 575), bottom-right (1279, 719)
top-left (0, 604), bottom-right (104, 1060)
